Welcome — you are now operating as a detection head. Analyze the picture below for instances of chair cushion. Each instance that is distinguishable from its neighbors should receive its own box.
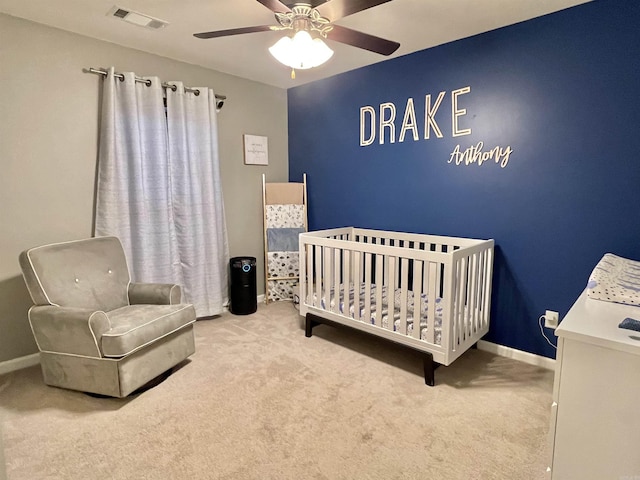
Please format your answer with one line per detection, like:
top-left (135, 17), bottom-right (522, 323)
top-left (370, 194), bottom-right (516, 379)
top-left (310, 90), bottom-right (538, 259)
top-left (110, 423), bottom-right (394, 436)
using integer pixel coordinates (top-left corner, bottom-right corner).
top-left (101, 304), bottom-right (196, 358)
top-left (19, 236), bottom-right (130, 311)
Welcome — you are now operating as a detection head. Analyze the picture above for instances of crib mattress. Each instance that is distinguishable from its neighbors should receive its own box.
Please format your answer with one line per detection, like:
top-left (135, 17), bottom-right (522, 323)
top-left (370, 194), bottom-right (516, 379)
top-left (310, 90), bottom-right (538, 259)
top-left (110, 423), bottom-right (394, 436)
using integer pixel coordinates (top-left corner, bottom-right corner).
top-left (311, 284), bottom-right (443, 345)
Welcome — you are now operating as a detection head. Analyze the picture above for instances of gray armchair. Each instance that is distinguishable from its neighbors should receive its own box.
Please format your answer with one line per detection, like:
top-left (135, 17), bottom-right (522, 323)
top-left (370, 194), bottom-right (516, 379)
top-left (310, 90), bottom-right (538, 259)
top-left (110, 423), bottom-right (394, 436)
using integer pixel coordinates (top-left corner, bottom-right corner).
top-left (19, 236), bottom-right (196, 397)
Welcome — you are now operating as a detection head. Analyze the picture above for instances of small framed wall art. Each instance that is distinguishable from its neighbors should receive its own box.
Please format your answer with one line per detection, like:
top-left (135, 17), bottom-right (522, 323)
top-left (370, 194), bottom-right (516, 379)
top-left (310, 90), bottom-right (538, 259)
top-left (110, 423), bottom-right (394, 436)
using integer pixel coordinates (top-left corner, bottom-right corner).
top-left (243, 134), bottom-right (269, 165)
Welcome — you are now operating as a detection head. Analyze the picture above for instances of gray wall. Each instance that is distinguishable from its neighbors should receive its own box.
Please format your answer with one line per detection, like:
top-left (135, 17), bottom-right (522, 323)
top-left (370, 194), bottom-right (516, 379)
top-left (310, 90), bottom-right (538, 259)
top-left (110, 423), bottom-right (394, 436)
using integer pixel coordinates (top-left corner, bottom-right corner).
top-left (0, 14), bottom-right (289, 363)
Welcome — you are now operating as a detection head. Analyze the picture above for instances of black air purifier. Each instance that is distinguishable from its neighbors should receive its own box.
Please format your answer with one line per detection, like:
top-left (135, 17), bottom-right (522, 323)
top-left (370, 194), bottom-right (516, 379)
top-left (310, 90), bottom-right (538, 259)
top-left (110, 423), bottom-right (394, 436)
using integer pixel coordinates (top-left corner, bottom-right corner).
top-left (229, 256), bottom-right (257, 315)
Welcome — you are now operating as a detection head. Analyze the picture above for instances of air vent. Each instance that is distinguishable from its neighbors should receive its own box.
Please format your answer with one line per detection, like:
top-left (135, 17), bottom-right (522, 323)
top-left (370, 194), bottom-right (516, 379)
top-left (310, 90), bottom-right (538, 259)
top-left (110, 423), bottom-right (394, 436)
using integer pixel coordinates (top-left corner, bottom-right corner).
top-left (107, 6), bottom-right (169, 30)
top-left (112, 8), bottom-right (128, 19)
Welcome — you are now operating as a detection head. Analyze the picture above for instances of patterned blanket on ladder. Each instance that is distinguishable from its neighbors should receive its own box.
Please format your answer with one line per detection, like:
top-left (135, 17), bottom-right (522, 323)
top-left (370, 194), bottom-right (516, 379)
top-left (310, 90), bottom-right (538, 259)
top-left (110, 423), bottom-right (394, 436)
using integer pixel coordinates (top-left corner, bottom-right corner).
top-left (266, 204), bottom-right (305, 302)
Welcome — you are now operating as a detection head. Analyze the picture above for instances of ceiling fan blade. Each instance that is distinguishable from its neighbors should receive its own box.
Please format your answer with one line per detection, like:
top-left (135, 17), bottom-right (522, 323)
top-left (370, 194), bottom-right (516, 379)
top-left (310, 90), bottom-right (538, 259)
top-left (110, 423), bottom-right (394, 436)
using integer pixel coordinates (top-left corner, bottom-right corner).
top-left (316, 0), bottom-right (393, 21)
top-left (326, 24), bottom-right (400, 56)
top-left (194, 25), bottom-right (275, 39)
top-left (256, 0), bottom-right (291, 13)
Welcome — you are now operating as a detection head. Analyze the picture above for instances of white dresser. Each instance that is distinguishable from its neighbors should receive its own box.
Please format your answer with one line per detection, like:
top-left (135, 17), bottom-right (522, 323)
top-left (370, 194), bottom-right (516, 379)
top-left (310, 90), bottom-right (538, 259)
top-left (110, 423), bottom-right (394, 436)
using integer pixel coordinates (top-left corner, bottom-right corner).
top-left (547, 290), bottom-right (640, 479)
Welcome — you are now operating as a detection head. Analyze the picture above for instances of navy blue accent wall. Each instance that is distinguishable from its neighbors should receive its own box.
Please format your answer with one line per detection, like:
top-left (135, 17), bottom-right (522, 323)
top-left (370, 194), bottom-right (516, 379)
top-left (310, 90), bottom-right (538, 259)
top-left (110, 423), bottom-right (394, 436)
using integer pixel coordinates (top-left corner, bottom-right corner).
top-left (288, 0), bottom-right (640, 358)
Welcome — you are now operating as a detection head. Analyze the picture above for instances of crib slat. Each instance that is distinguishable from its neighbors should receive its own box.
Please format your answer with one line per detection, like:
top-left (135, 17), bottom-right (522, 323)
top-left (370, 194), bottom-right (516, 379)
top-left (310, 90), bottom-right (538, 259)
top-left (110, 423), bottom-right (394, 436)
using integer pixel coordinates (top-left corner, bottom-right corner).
top-left (307, 245), bottom-right (314, 303)
top-left (463, 254), bottom-right (472, 340)
top-left (353, 250), bottom-right (361, 321)
top-left (479, 251), bottom-right (486, 329)
top-left (449, 260), bottom-right (462, 350)
top-left (436, 246), bottom-right (444, 297)
top-left (460, 255), bottom-right (468, 341)
top-left (481, 249), bottom-right (491, 329)
top-left (399, 257), bottom-right (409, 335)
top-left (374, 253), bottom-right (383, 328)
top-left (386, 256), bottom-right (396, 332)
top-left (465, 253), bottom-right (472, 337)
top-left (314, 246), bottom-right (320, 303)
top-left (451, 258), bottom-right (460, 349)
top-left (478, 251), bottom-right (488, 328)
top-left (299, 243), bottom-right (306, 303)
top-left (456, 256), bottom-right (467, 347)
top-left (333, 247), bottom-right (341, 314)
top-left (467, 255), bottom-right (474, 338)
top-left (427, 262), bottom-right (437, 345)
top-left (469, 252), bottom-right (479, 335)
top-left (364, 252), bottom-right (372, 325)
top-left (485, 250), bottom-right (492, 328)
top-left (423, 256), bottom-right (430, 304)
top-left (478, 251), bottom-right (485, 327)
top-left (412, 260), bottom-right (423, 340)
top-left (323, 246), bottom-right (330, 311)
top-left (343, 249), bottom-right (351, 318)
top-left (316, 246), bottom-right (323, 309)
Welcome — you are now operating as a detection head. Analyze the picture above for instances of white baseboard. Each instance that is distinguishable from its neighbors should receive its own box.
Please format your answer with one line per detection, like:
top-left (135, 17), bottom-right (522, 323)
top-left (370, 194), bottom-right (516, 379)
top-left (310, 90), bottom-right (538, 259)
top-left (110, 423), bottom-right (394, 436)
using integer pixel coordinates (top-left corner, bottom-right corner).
top-left (477, 340), bottom-right (556, 370)
top-left (0, 353), bottom-right (40, 376)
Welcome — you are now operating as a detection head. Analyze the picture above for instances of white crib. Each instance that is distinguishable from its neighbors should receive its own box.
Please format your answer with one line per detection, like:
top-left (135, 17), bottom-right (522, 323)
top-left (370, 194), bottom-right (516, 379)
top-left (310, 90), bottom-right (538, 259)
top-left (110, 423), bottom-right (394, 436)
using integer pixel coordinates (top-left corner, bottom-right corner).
top-left (299, 227), bottom-right (495, 385)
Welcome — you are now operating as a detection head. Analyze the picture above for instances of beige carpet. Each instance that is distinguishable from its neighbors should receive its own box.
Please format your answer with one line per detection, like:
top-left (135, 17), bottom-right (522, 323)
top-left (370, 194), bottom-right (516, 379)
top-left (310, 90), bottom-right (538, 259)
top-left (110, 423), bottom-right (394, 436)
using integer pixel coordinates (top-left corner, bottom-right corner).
top-left (0, 301), bottom-right (553, 479)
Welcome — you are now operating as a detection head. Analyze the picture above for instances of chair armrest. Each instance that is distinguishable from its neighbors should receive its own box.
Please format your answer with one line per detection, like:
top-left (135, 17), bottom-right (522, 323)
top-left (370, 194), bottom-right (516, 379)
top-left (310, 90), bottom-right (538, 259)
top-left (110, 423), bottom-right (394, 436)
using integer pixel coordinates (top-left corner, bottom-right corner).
top-left (128, 283), bottom-right (182, 305)
top-left (28, 306), bottom-right (111, 358)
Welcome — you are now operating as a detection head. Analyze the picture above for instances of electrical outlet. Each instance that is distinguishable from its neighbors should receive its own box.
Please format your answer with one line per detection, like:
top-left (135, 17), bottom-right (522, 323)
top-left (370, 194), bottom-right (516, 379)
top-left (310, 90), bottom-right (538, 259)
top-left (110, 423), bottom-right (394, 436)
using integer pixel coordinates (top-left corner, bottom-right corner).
top-left (545, 310), bottom-right (559, 329)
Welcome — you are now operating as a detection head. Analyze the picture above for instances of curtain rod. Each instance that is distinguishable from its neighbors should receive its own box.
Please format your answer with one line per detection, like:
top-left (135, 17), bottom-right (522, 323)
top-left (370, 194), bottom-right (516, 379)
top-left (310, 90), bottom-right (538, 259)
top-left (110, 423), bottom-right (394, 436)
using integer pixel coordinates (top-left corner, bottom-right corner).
top-left (85, 67), bottom-right (227, 104)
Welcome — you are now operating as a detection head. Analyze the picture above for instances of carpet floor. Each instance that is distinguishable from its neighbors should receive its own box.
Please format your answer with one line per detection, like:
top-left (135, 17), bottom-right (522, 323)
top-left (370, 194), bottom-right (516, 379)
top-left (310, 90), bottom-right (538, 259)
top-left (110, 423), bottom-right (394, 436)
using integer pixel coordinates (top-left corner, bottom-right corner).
top-left (0, 301), bottom-right (554, 479)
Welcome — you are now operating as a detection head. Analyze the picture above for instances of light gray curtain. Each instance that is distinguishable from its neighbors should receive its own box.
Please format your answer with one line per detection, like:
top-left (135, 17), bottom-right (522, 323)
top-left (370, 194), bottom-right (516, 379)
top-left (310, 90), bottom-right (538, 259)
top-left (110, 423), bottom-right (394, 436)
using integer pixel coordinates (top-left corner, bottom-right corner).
top-left (95, 68), bottom-right (229, 316)
top-left (95, 68), bottom-right (182, 286)
top-left (166, 82), bottom-right (229, 316)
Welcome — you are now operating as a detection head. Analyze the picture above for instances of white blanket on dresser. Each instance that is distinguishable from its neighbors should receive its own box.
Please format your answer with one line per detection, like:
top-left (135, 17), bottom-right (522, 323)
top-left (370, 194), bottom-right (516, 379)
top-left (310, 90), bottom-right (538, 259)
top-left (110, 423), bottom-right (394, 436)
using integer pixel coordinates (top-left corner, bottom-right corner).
top-left (587, 253), bottom-right (640, 306)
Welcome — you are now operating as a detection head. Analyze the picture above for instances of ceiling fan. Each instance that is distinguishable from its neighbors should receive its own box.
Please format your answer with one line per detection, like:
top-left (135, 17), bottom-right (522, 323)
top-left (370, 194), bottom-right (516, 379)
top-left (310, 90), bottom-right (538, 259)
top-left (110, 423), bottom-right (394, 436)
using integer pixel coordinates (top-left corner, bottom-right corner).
top-left (194, 0), bottom-right (400, 76)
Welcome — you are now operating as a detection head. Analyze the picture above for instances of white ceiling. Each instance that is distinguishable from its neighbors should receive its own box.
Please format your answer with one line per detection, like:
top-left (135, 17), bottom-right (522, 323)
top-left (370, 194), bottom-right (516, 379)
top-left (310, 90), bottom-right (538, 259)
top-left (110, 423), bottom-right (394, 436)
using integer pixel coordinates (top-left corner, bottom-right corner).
top-left (0, 0), bottom-right (591, 89)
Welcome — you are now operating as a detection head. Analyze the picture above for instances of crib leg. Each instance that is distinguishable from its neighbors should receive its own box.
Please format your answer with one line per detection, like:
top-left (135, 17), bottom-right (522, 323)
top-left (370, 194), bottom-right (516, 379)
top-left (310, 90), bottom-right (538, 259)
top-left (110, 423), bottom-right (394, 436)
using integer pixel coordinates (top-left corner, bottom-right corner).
top-left (423, 353), bottom-right (436, 387)
top-left (305, 314), bottom-right (320, 338)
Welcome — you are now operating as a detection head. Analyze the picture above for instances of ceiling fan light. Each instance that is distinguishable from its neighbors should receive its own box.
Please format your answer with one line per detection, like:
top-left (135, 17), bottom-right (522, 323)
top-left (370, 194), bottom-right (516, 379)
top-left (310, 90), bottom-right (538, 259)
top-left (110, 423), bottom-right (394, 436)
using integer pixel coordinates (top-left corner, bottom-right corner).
top-left (269, 36), bottom-right (294, 66)
top-left (269, 30), bottom-right (334, 70)
top-left (309, 37), bottom-right (334, 67)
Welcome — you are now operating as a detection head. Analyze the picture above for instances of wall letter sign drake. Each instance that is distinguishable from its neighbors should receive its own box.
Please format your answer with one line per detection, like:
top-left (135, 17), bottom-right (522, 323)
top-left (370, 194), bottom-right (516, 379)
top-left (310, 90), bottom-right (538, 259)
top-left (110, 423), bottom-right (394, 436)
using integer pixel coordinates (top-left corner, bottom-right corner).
top-left (359, 85), bottom-right (513, 168)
